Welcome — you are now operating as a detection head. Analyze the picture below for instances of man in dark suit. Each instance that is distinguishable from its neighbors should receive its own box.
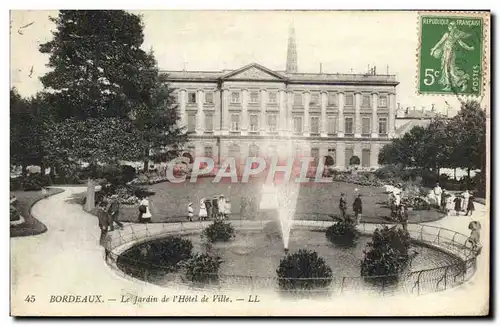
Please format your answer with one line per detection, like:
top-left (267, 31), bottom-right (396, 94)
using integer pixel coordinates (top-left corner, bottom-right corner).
top-left (97, 201), bottom-right (112, 247)
top-left (353, 194), bottom-right (363, 224)
top-left (107, 194), bottom-right (123, 231)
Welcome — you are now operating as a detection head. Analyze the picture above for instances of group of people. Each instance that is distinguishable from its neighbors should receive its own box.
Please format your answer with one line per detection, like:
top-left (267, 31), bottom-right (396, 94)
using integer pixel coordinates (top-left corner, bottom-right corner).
top-left (444, 189), bottom-right (475, 216)
top-left (386, 185), bottom-right (410, 229)
top-left (189, 195), bottom-right (231, 221)
top-left (339, 192), bottom-right (364, 224)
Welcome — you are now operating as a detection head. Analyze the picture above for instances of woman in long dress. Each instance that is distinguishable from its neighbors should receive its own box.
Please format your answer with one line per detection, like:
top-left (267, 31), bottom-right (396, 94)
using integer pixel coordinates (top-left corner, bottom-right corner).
top-left (430, 21), bottom-right (475, 92)
top-left (445, 193), bottom-right (455, 215)
top-left (138, 196), bottom-right (152, 223)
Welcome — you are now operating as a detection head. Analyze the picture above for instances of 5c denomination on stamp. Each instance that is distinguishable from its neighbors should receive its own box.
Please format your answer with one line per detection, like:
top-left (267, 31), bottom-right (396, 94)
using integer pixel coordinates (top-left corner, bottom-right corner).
top-left (418, 14), bottom-right (484, 96)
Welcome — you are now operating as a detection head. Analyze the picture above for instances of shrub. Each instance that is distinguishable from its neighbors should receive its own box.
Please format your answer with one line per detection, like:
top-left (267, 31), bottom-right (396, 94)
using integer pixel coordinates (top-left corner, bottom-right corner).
top-left (374, 164), bottom-right (402, 180)
top-left (181, 253), bottom-right (222, 284)
top-left (263, 220), bottom-right (283, 242)
top-left (121, 165), bottom-right (137, 184)
top-left (22, 173), bottom-right (50, 191)
top-left (144, 236), bottom-right (193, 269)
top-left (10, 205), bottom-right (21, 222)
top-left (325, 218), bottom-right (360, 247)
top-left (361, 226), bottom-right (411, 281)
top-left (276, 249), bottom-right (333, 290)
top-left (202, 220), bottom-right (235, 243)
top-left (10, 177), bottom-right (23, 191)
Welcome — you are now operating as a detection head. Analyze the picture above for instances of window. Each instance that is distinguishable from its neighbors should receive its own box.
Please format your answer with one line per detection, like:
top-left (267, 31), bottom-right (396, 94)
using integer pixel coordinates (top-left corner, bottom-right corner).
top-left (345, 148), bottom-right (354, 167)
top-left (345, 117), bottom-right (354, 134)
top-left (378, 95), bottom-right (388, 107)
top-left (231, 92), bottom-right (240, 104)
top-left (268, 92), bottom-right (277, 103)
top-left (361, 94), bottom-right (371, 108)
top-left (267, 114), bottom-right (277, 132)
top-left (204, 115), bottom-right (213, 132)
top-left (311, 148), bottom-right (320, 163)
top-left (249, 145), bottom-right (259, 157)
top-left (362, 149), bottom-right (371, 168)
top-left (345, 93), bottom-right (354, 106)
top-left (327, 148), bottom-right (336, 166)
top-left (231, 114), bottom-right (240, 131)
top-left (249, 91), bottom-right (259, 104)
top-left (293, 116), bottom-right (303, 134)
top-left (204, 146), bottom-right (213, 158)
top-left (249, 114), bottom-right (259, 132)
top-left (310, 116), bottom-right (320, 134)
top-left (294, 93), bottom-right (303, 106)
top-left (378, 117), bottom-right (388, 135)
top-left (328, 92), bottom-right (337, 106)
top-left (327, 116), bottom-right (337, 134)
top-left (362, 117), bottom-right (371, 135)
top-left (310, 93), bottom-right (320, 106)
top-left (205, 92), bottom-right (214, 104)
top-left (188, 92), bottom-right (197, 104)
top-left (187, 113), bottom-right (196, 133)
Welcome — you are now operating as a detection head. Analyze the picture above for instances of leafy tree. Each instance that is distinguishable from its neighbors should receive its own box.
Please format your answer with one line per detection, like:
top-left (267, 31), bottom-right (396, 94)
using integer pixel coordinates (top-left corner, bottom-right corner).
top-left (132, 50), bottom-right (187, 171)
top-left (39, 10), bottom-right (150, 120)
top-left (447, 100), bottom-right (486, 180)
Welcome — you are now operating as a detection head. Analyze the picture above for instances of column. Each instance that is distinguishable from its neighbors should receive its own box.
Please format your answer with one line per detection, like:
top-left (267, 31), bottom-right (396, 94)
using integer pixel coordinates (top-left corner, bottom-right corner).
top-left (389, 92), bottom-right (396, 138)
top-left (214, 89), bottom-right (221, 132)
top-left (336, 141), bottom-right (345, 170)
top-left (196, 89), bottom-right (204, 135)
top-left (279, 89), bottom-right (286, 134)
top-left (371, 92), bottom-right (378, 138)
top-left (179, 89), bottom-right (187, 127)
top-left (222, 88), bottom-right (230, 135)
top-left (320, 91), bottom-right (327, 137)
top-left (260, 89), bottom-right (267, 133)
top-left (337, 92), bottom-right (344, 137)
top-left (370, 142), bottom-right (379, 170)
top-left (241, 89), bottom-right (248, 135)
top-left (354, 92), bottom-right (361, 138)
top-left (304, 92), bottom-right (310, 136)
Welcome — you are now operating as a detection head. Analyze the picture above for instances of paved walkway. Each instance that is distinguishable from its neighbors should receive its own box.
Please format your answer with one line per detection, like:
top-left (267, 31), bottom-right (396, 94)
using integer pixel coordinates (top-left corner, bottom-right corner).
top-left (10, 186), bottom-right (489, 316)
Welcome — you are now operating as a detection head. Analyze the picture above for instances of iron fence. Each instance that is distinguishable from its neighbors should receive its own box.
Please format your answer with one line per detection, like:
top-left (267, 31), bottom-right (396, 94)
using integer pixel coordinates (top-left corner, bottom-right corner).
top-left (103, 220), bottom-right (479, 296)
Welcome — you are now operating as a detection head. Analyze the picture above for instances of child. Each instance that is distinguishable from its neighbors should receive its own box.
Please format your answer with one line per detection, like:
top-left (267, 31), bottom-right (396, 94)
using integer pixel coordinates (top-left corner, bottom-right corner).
top-left (188, 202), bottom-right (194, 221)
top-left (224, 199), bottom-right (231, 220)
top-left (199, 198), bottom-right (207, 221)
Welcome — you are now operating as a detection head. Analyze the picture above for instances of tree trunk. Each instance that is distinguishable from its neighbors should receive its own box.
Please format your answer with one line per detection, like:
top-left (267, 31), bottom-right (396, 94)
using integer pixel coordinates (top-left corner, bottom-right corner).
top-left (467, 167), bottom-right (471, 189)
top-left (454, 168), bottom-right (457, 181)
top-left (143, 147), bottom-right (150, 172)
top-left (40, 161), bottom-right (46, 177)
top-left (22, 162), bottom-right (27, 176)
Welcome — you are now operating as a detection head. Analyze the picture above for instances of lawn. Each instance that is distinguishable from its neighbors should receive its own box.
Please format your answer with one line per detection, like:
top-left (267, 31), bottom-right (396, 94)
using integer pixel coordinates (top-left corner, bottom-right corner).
top-left (10, 188), bottom-right (64, 237)
top-left (112, 178), bottom-right (444, 224)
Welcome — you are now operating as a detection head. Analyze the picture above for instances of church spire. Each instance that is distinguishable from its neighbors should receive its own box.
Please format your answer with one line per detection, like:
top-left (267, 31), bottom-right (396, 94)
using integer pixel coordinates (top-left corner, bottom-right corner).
top-left (286, 24), bottom-right (298, 73)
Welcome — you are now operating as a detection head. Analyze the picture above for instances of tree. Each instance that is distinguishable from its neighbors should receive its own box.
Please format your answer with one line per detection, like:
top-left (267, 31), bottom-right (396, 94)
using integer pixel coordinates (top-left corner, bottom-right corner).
top-left (447, 100), bottom-right (486, 180)
top-left (132, 50), bottom-right (187, 171)
top-left (39, 10), bottom-right (150, 121)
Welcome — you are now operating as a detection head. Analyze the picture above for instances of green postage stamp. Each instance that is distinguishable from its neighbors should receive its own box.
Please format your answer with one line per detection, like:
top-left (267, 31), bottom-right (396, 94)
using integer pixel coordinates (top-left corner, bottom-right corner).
top-left (418, 14), bottom-right (485, 96)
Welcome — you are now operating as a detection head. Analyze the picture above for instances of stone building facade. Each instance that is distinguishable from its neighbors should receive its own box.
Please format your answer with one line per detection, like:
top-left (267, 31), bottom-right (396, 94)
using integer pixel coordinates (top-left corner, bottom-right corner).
top-left (163, 28), bottom-right (399, 171)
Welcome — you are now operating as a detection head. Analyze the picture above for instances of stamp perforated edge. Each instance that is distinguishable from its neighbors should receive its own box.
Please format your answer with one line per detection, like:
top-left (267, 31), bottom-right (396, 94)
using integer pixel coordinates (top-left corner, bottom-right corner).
top-left (415, 11), bottom-right (490, 99)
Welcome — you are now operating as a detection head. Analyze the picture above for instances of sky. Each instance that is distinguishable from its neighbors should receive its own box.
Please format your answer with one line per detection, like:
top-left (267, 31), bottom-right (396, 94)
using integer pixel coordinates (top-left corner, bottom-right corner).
top-left (9, 10), bottom-right (489, 115)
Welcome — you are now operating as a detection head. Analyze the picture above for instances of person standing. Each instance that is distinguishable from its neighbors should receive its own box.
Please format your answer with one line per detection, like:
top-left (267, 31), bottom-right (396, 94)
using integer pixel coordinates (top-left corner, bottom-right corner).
top-left (97, 202), bottom-right (112, 246)
top-left (225, 199), bottom-right (232, 220)
top-left (199, 198), bottom-right (208, 221)
top-left (339, 193), bottom-right (347, 220)
top-left (188, 202), bottom-right (194, 221)
top-left (466, 193), bottom-right (475, 216)
top-left (204, 198), bottom-right (213, 220)
top-left (218, 195), bottom-right (226, 219)
top-left (138, 196), bottom-right (152, 223)
top-left (353, 194), bottom-right (363, 224)
top-left (400, 204), bottom-right (409, 232)
top-left (107, 194), bottom-right (123, 231)
top-left (453, 195), bottom-right (462, 216)
top-left (433, 183), bottom-right (443, 209)
top-left (446, 193), bottom-right (455, 215)
top-left (212, 196), bottom-right (219, 219)
top-left (462, 190), bottom-right (470, 211)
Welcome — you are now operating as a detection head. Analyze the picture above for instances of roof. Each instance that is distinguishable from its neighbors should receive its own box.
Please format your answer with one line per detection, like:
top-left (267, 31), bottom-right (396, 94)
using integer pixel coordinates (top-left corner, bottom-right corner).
top-left (162, 63), bottom-right (398, 86)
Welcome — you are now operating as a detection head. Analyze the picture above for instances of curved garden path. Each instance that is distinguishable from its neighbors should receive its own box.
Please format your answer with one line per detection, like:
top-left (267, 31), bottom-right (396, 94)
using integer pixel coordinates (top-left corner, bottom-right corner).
top-left (10, 186), bottom-right (489, 316)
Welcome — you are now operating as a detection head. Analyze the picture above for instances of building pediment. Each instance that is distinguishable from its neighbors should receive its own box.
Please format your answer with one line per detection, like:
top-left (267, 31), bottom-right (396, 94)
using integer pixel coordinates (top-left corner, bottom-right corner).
top-left (222, 63), bottom-right (287, 81)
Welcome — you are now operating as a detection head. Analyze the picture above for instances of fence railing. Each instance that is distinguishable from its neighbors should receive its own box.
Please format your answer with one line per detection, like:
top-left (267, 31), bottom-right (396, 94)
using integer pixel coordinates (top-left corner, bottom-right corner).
top-left (103, 220), bottom-right (479, 296)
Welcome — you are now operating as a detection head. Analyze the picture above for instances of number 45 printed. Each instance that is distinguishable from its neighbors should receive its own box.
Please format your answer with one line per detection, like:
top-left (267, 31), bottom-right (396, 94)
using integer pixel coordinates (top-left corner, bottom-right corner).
top-left (418, 15), bottom-right (483, 96)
